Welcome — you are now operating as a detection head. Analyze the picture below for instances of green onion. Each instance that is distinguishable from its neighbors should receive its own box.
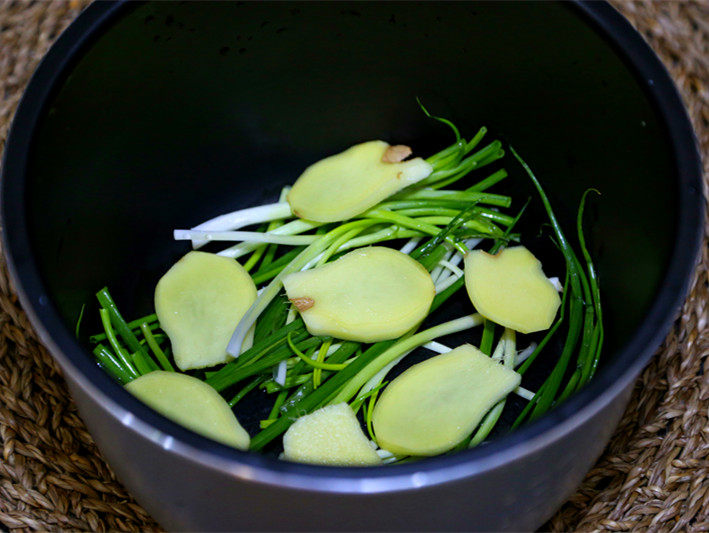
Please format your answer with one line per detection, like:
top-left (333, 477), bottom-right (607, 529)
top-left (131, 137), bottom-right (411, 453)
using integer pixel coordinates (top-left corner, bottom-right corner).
top-left (365, 386), bottom-right (381, 441)
top-left (480, 320), bottom-right (496, 356)
top-left (228, 376), bottom-right (265, 407)
top-left (365, 209), bottom-right (469, 254)
top-left (75, 304), bottom-right (86, 339)
top-left (328, 315), bottom-right (483, 406)
top-left (98, 308), bottom-right (139, 379)
top-left (96, 288), bottom-right (161, 374)
top-left (466, 169), bottom-right (508, 193)
top-left (131, 349), bottom-right (157, 375)
top-left (510, 147), bottom-right (602, 424)
top-left (140, 323), bottom-right (175, 372)
top-left (261, 390), bottom-right (289, 428)
top-left (417, 97), bottom-right (461, 146)
top-left (89, 312), bottom-right (159, 343)
top-left (576, 190), bottom-right (603, 383)
top-left (350, 380), bottom-right (388, 414)
top-left (469, 329), bottom-right (516, 447)
top-left (207, 321), bottom-right (309, 391)
top-left (287, 334), bottom-right (345, 371)
top-left (93, 344), bottom-right (134, 384)
top-left (250, 339), bottom-right (397, 451)
top-left (313, 339), bottom-right (332, 387)
top-left (253, 295), bottom-right (290, 346)
top-left (396, 189), bottom-right (512, 208)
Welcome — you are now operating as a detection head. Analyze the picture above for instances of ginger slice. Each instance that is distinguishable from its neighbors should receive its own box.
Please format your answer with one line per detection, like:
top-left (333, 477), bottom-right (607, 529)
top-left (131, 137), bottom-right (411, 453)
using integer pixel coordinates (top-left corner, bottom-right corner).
top-left (126, 371), bottom-right (250, 450)
top-left (282, 403), bottom-right (381, 466)
top-left (283, 247), bottom-right (434, 342)
top-left (464, 246), bottom-right (561, 334)
top-left (372, 344), bottom-right (521, 456)
top-left (287, 140), bottom-right (432, 222)
top-left (155, 251), bottom-right (257, 370)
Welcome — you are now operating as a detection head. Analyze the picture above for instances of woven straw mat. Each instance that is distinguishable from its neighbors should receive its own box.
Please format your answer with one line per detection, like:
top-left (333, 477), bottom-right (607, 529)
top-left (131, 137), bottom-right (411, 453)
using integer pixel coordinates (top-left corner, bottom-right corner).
top-left (0, 1), bottom-right (706, 531)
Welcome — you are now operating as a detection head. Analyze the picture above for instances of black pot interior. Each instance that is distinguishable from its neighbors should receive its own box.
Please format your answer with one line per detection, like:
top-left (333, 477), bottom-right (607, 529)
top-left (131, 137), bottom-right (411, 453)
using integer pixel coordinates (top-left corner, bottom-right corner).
top-left (24, 2), bottom-right (676, 450)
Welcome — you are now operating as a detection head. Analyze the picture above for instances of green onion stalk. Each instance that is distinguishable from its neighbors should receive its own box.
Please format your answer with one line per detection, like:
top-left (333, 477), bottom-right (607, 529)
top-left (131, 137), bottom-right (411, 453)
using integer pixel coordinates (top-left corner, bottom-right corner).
top-left (509, 148), bottom-right (602, 427)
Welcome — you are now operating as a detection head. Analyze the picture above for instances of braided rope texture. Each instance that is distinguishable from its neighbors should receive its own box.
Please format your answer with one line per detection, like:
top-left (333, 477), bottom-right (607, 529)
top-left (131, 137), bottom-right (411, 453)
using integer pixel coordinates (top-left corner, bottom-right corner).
top-left (0, 1), bottom-right (706, 531)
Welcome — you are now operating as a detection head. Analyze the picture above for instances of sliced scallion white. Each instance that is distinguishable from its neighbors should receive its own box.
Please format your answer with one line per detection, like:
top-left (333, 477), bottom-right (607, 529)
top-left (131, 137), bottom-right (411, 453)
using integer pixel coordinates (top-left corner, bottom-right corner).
top-left (399, 237), bottom-right (421, 255)
top-left (491, 337), bottom-right (506, 362)
top-left (434, 273), bottom-right (462, 293)
top-left (423, 341), bottom-right (453, 354)
top-left (274, 361), bottom-right (287, 386)
top-left (515, 343), bottom-right (538, 367)
top-left (437, 259), bottom-right (464, 278)
top-left (190, 202), bottom-right (293, 248)
top-left (216, 219), bottom-right (321, 259)
top-left (515, 386), bottom-right (536, 401)
top-left (174, 229), bottom-right (317, 246)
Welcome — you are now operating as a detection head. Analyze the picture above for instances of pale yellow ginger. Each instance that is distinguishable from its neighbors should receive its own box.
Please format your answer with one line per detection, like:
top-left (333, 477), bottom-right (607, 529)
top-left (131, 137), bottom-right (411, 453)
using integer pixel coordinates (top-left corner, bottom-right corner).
top-left (126, 371), bottom-right (250, 450)
top-left (155, 251), bottom-right (256, 370)
top-left (283, 247), bottom-right (435, 342)
top-left (372, 344), bottom-right (521, 456)
top-left (464, 246), bottom-right (561, 334)
top-left (282, 403), bottom-right (381, 466)
top-left (287, 140), bottom-right (432, 222)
